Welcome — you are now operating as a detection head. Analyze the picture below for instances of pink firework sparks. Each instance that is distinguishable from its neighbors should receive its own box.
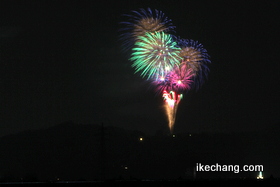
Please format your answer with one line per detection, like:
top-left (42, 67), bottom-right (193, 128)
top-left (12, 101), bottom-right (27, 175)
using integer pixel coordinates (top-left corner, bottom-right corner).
top-left (168, 64), bottom-right (194, 91)
top-left (153, 62), bottom-right (194, 93)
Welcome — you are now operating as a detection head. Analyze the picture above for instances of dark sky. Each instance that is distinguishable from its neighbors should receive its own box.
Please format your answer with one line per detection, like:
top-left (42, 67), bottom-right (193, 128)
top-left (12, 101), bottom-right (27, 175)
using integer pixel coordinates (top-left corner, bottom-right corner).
top-left (0, 0), bottom-right (279, 137)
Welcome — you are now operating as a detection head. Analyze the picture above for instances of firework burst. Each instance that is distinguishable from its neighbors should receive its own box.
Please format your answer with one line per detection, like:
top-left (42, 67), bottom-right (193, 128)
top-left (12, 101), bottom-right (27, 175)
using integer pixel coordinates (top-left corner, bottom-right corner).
top-left (130, 31), bottom-right (182, 80)
top-left (153, 62), bottom-right (194, 93)
top-left (120, 8), bottom-right (211, 134)
top-left (119, 8), bottom-right (175, 51)
top-left (121, 8), bottom-right (175, 39)
top-left (178, 39), bottom-right (211, 90)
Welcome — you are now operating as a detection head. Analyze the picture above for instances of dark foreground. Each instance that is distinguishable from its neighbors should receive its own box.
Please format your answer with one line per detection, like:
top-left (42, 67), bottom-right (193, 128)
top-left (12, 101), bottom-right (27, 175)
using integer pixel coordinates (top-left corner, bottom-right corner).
top-left (1, 179), bottom-right (279, 186)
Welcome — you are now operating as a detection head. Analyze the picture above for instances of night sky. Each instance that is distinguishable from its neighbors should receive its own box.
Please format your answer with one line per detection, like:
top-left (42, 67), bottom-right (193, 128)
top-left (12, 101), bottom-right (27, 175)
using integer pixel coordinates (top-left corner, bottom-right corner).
top-left (0, 0), bottom-right (279, 137)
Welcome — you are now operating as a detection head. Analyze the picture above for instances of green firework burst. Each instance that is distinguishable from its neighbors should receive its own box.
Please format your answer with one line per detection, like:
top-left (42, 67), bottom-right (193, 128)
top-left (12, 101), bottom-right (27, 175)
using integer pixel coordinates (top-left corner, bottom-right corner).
top-left (130, 32), bottom-right (182, 80)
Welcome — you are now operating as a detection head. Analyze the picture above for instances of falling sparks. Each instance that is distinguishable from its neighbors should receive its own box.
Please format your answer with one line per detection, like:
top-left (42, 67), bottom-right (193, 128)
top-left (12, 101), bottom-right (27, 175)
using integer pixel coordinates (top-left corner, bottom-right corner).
top-left (163, 90), bottom-right (183, 133)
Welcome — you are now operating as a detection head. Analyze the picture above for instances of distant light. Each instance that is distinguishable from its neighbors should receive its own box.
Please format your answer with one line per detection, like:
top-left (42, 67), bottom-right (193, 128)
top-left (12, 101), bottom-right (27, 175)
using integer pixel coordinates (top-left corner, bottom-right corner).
top-left (172, 134), bottom-right (176, 138)
top-left (189, 134), bottom-right (192, 137)
top-left (124, 166), bottom-right (128, 170)
top-left (139, 137), bottom-right (143, 141)
top-left (257, 171), bottom-right (263, 179)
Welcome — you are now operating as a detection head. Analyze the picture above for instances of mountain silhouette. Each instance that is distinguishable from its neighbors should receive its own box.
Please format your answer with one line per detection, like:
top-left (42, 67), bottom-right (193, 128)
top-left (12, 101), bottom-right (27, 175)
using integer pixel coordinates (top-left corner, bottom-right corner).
top-left (0, 122), bottom-right (279, 182)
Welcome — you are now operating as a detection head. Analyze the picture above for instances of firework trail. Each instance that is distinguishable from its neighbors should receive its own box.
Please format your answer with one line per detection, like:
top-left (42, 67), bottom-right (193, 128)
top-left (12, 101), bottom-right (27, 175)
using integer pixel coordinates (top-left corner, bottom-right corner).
top-left (163, 91), bottom-right (183, 133)
top-left (130, 31), bottom-right (182, 80)
top-left (158, 64), bottom-right (193, 133)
